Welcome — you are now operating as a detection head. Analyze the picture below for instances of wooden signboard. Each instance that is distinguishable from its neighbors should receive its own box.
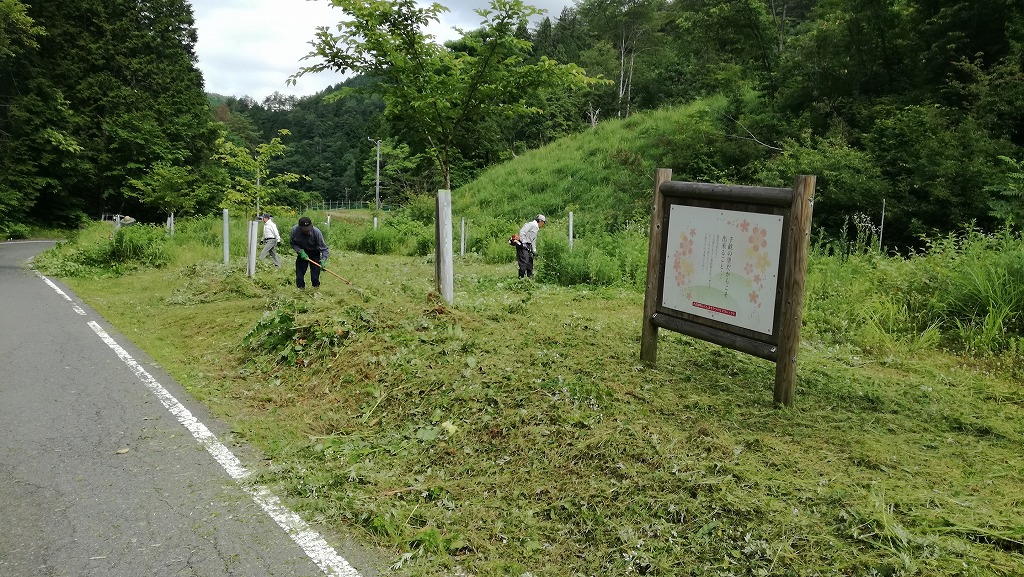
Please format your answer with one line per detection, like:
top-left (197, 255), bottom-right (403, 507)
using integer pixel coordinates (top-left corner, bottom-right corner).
top-left (640, 169), bottom-right (816, 407)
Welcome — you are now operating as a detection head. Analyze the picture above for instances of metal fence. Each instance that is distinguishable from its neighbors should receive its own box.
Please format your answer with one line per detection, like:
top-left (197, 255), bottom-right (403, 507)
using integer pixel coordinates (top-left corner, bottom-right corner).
top-left (302, 200), bottom-right (398, 213)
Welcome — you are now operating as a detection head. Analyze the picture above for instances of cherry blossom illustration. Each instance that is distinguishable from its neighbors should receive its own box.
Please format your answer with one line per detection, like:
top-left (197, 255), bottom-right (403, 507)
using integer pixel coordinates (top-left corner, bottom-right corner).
top-left (749, 226), bottom-right (768, 252)
top-left (673, 232), bottom-right (695, 287)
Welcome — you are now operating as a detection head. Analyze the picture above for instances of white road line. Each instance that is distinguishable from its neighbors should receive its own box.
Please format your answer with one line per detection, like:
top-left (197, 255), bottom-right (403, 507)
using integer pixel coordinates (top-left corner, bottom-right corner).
top-left (36, 274), bottom-right (87, 316)
top-left (86, 322), bottom-right (362, 577)
top-left (35, 274), bottom-right (361, 577)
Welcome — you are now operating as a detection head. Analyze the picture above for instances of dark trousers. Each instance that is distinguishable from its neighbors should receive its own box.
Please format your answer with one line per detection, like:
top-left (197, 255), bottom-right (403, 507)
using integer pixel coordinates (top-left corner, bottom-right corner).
top-left (516, 243), bottom-right (534, 277)
top-left (295, 253), bottom-right (322, 288)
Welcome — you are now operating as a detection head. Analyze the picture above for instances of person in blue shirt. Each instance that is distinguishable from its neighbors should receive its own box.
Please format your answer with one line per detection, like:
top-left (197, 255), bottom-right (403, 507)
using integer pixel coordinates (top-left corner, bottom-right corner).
top-left (289, 216), bottom-right (330, 289)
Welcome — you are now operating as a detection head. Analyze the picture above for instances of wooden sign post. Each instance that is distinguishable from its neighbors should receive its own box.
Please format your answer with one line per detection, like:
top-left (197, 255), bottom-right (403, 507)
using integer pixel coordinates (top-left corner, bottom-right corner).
top-left (641, 170), bottom-right (816, 407)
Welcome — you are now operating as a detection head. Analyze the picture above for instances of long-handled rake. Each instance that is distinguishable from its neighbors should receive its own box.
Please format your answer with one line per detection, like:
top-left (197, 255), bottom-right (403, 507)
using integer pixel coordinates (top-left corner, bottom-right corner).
top-left (307, 258), bottom-right (352, 284)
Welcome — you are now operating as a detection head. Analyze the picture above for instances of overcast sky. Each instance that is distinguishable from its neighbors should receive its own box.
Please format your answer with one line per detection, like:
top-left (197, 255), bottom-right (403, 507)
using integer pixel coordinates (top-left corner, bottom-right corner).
top-left (189, 0), bottom-right (570, 101)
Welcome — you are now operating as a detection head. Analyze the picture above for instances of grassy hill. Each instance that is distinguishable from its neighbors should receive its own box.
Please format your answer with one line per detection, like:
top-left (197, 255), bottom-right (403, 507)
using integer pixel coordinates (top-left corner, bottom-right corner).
top-left (36, 104), bottom-right (1024, 576)
top-left (453, 95), bottom-right (760, 231)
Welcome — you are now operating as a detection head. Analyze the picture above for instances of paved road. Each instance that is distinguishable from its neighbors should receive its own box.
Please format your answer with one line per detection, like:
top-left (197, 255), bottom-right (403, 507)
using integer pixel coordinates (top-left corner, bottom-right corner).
top-left (0, 241), bottom-right (378, 577)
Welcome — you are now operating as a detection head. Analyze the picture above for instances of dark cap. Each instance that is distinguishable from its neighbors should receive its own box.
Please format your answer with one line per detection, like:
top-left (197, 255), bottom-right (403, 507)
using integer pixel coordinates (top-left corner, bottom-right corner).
top-left (260, 214), bottom-right (271, 219)
top-left (298, 216), bottom-right (312, 228)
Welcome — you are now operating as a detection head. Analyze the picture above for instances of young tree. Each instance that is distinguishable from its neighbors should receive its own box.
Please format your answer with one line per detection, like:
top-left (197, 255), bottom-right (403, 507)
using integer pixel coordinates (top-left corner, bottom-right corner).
top-left (126, 161), bottom-right (205, 221)
top-left (214, 129), bottom-right (307, 216)
top-left (291, 0), bottom-right (597, 191)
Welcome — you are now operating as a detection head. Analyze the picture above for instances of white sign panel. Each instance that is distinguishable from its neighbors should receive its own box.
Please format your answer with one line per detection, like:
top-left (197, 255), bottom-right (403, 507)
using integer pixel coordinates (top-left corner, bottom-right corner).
top-left (662, 205), bottom-right (784, 334)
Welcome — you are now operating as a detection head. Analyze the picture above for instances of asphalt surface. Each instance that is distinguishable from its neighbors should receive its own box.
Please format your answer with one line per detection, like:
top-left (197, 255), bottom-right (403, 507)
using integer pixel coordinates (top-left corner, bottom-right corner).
top-left (0, 241), bottom-right (379, 577)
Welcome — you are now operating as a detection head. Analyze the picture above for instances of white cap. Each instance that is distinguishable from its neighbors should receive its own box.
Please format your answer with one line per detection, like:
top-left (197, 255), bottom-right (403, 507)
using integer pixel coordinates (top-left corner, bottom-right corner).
top-left (536, 214), bottom-right (546, 222)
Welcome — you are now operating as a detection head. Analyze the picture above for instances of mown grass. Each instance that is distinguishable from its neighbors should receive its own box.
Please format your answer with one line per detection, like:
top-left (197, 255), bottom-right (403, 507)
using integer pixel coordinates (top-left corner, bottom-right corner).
top-left (39, 219), bottom-right (1024, 577)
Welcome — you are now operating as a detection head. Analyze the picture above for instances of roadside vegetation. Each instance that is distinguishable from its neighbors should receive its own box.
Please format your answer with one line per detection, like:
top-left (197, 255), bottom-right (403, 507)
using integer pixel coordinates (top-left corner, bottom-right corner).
top-left (35, 214), bottom-right (1023, 576)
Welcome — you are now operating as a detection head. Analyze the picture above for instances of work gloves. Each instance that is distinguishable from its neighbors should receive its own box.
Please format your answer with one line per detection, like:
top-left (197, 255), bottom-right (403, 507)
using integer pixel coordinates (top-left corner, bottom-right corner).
top-left (298, 249), bottom-right (308, 260)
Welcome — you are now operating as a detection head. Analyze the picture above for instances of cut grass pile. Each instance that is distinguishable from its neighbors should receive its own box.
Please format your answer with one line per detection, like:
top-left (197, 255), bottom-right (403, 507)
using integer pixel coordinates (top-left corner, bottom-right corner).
top-left (44, 228), bottom-right (1024, 577)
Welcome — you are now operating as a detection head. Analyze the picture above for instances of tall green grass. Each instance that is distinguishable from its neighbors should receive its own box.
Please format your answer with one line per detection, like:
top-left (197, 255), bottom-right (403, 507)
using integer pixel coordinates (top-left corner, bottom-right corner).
top-left (34, 222), bottom-right (172, 276)
top-left (802, 226), bottom-right (1024, 371)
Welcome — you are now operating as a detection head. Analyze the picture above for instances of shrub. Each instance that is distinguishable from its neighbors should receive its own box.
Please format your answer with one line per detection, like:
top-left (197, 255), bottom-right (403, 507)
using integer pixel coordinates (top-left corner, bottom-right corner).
top-left (404, 194), bottom-right (437, 225)
top-left (356, 227), bottom-right (401, 255)
top-left (537, 227), bottom-right (649, 288)
top-left (409, 228), bottom-right (435, 257)
top-left (463, 215), bottom-right (517, 254)
top-left (110, 225), bottom-right (172, 267)
top-left (482, 238), bottom-right (516, 264)
top-left (2, 222), bottom-right (31, 239)
top-left (34, 222), bottom-right (172, 276)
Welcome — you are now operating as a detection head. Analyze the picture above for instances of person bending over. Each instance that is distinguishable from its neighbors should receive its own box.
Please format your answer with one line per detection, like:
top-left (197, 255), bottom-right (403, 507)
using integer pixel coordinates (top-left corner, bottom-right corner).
top-left (516, 214), bottom-right (546, 278)
top-left (289, 216), bottom-right (330, 289)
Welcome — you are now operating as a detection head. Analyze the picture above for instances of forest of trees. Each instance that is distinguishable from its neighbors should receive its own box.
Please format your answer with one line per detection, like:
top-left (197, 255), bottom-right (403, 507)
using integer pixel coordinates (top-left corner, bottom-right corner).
top-left (2, 0), bottom-right (1022, 248)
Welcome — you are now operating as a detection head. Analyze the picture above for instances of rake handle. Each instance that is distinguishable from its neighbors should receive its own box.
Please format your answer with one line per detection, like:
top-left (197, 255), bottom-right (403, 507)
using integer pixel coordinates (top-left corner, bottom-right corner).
top-left (305, 258), bottom-right (352, 284)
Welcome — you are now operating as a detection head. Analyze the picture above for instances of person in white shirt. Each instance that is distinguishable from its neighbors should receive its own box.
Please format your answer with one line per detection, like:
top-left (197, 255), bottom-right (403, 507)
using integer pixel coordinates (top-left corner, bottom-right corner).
top-left (516, 214), bottom-right (546, 278)
top-left (259, 214), bottom-right (282, 267)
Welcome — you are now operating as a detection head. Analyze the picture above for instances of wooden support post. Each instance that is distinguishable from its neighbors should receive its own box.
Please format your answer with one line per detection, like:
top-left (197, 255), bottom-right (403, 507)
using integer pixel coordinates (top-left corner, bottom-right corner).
top-left (640, 168), bottom-right (672, 364)
top-left (773, 175), bottom-right (816, 407)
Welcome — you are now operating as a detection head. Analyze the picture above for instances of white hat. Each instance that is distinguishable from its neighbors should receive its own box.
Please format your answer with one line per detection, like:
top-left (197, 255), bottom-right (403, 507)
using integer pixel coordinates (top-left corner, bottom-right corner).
top-left (536, 214), bottom-right (546, 222)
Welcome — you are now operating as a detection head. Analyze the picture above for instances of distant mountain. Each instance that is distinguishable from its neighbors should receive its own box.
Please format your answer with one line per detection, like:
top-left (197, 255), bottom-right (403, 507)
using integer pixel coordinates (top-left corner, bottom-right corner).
top-left (206, 93), bottom-right (232, 107)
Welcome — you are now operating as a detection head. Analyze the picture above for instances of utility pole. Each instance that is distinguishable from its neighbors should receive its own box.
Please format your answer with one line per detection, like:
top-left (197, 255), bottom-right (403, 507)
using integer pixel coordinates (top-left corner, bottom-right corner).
top-left (368, 137), bottom-right (381, 230)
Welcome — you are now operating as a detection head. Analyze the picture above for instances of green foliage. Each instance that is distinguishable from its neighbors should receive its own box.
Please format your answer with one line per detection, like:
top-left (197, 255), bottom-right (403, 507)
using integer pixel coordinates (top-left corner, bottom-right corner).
top-left (0, 0), bottom-right (40, 60)
top-left (294, 0), bottom-right (599, 189)
top-left (538, 230), bottom-right (647, 288)
top-left (805, 226), bottom-right (1024, 359)
top-left (109, 225), bottom-right (172, 266)
top-left (987, 155), bottom-right (1024, 227)
top-left (480, 237), bottom-right (516, 264)
top-left (925, 229), bottom-right (1024, 355)
top-left (461, 214), bottom-right (517, 255)
top-left (338, 211), bottom-right (436, 257)
top-left (354, 227), bottom-right (401, 255)
top-left (18, 0), bottom-right (216, 223)
top-left (215, 129), bottom-right (308, 215)
top-left (127, 160), bottom-right (206, 217)
top-left (34, 222), bottom-right (171, 276)
top-left (2, 222), bottom-right (32, 240)
top-left (864, 105), bottom-right (1007, 245)
top-left (0, 6), bottom-right (84, 231)
top-left (670, 0), bottom-right (784, 93)
top-left (403, 194), bottom-right (439, 226)
top-left (756, 132), bottom-right (888, 238)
